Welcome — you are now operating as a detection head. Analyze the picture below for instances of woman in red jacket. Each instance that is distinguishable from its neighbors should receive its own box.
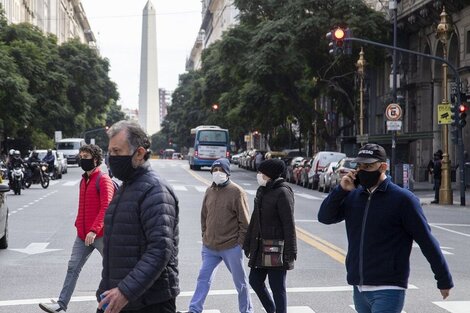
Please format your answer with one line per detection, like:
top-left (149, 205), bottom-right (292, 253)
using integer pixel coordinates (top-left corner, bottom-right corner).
top-left (40, 144), bottom-right (115, 313)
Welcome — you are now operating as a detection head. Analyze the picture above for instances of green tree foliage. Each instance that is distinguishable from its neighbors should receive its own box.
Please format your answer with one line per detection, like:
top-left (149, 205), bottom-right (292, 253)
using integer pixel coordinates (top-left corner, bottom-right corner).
top-left (164, 0), bottom-right (389, 152)
top-left (0, 7), bottom-right (119, 152)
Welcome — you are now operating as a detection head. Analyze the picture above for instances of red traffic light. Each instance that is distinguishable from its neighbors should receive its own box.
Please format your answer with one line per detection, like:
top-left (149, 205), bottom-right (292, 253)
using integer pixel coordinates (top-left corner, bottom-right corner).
top-left (458, 104), bottom-right (467, 113)
top-left (212, 103), bottom-right (219, 110)
top-left (333, 28), bottom-right (345, 40)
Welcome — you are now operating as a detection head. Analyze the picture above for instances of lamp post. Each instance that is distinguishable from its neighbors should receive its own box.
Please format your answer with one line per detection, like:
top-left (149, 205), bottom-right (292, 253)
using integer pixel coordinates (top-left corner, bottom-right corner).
top-left (436, 7), bottom-right (453, 205)
top-left (356, 47), bottom-right (366, 137)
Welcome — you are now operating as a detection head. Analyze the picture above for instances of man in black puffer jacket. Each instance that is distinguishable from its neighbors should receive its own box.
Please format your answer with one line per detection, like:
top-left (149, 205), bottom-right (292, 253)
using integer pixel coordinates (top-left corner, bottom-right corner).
top-left (97, 120), bottom-right (179, 313)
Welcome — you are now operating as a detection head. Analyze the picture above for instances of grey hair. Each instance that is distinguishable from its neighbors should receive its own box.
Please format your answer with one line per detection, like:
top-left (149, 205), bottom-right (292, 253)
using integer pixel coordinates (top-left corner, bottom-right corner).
top-left (107, 120), bottom-right (151, 160)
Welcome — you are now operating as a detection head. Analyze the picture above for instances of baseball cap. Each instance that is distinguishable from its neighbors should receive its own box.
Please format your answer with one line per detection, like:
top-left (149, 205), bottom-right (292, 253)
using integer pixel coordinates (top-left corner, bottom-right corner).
top-left (353, 143), bottom-right (387, 164)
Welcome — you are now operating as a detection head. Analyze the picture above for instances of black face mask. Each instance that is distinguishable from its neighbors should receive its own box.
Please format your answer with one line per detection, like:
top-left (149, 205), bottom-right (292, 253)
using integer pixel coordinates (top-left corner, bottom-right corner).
top-left (108, 150), bottom-right (138, 181)
top-left (357, 169), bottom-right (382, 189)
top-left (79, 158), bottom-right (95, 172)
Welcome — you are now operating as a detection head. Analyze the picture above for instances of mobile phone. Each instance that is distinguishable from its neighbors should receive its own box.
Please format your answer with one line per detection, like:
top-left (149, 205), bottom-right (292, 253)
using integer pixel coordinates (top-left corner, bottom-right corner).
top-left (100, 294), bottom-right (108, 311)
top-left (353, 175), bottom-right (360, 187)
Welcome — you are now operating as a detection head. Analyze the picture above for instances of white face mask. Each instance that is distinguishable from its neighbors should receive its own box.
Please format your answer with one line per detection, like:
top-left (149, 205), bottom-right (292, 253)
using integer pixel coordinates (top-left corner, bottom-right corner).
top-left (257, 173), bottom-right (268, 186)
top-left (212, 172), bottom-right (228, 185)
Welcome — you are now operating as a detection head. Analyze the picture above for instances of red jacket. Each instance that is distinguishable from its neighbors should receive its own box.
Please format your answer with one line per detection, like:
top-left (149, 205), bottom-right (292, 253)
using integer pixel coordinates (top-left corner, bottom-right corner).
top-left (75, 168), bottom-right (114, 240)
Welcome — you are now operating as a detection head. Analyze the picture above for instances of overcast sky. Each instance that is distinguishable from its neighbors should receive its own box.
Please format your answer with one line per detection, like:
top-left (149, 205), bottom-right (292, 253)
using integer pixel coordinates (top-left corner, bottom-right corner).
top-left (80, 0), bottom-right (202, 109)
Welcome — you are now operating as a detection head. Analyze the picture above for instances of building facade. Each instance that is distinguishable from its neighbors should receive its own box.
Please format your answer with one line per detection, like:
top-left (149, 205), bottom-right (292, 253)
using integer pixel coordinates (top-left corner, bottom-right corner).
top-left (356, 0), bottom-right (470, 182)
top-left (186, 0), bottom-right (239, 70)
top-left (159, 88), bottom-right (171, 122)
top-left (0, 0), bottom-right (95, 46)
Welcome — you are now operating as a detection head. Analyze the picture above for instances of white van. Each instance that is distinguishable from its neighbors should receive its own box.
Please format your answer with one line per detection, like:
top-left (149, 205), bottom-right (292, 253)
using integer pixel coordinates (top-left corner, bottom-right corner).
top-left (56, 138), bottom-right (85, 165)
top-left (308, 151), bottom-right (346, 190)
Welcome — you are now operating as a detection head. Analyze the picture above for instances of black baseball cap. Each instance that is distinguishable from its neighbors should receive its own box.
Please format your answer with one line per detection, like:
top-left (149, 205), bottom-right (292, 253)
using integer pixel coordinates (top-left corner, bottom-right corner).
top-left (353, 143), bottom-right (387, 164)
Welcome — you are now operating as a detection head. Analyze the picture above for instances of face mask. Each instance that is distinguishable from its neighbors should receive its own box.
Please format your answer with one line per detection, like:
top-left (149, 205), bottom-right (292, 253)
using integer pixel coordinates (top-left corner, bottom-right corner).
top-left (79, 158), bottom-right (95, 172)
top-left (257, 173), bottom-right (268, 187)
top-left (357, 169), bottom-right (382, 189)
top-left (212, 172), bottom-right (228, 185)
top-left (108, 150), bottom-right (137, 181)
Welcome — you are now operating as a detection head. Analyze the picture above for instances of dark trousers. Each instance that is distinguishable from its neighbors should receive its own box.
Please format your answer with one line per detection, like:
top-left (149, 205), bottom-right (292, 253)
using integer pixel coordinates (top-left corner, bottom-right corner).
top-left (434, 178), bottom-right (441, 201)
top-left (96, 298), bottom-right (176, 313)
top-left (249, 268), bottom-right (287, 313)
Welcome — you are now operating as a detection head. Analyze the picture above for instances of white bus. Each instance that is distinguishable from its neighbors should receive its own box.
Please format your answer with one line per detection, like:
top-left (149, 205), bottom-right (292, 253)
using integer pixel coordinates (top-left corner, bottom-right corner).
top-left (188, 125), bottom-right (230, 170)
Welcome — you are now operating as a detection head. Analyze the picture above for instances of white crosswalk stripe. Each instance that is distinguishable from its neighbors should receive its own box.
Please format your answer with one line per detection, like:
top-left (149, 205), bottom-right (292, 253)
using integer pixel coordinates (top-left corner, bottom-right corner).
top-left (62, 179), bottom-right (81, 186)
top-left (296, 193), bottom-right (324, 200)
top-left (433, 301), bottom-right (470, 313)
top-left (173, 185), bottom-right (188, 191)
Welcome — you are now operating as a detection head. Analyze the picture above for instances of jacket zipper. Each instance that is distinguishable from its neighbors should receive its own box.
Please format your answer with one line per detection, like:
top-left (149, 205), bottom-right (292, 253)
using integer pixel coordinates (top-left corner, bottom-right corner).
top-left (359, 192), bottom-right (373, 286)
top-left (105, 183), bottom-right (124, 290)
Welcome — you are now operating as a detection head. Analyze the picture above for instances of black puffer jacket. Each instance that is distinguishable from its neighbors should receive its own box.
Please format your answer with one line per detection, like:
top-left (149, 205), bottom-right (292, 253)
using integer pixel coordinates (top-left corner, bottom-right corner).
top-left (243, 178), bottom-right (297, 270)
top-left (96, 162), bottom-right (179, 310)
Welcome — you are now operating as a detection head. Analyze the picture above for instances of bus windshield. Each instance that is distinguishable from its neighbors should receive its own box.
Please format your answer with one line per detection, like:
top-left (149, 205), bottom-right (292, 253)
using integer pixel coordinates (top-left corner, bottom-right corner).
top-left (197, 130), bottom-right (227, 143)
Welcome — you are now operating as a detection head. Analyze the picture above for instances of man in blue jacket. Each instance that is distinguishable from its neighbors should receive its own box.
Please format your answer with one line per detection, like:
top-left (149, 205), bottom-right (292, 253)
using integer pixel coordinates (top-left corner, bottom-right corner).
top-left (97, 120), bottom-right (179, 313)
top-left (318, 143), bottom-right (453, 313)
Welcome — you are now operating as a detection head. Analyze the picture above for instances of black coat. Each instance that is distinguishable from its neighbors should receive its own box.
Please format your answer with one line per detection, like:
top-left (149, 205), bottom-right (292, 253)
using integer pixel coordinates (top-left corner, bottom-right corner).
top-left (243, 178), bottom-right (297, 270)
top-left (96, 162), bottom-right (179, 310)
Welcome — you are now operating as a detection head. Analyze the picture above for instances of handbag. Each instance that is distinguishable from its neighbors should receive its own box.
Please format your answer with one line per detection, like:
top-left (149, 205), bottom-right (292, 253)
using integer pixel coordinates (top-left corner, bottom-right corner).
top-left (260, 239), bottom-right (284, 267)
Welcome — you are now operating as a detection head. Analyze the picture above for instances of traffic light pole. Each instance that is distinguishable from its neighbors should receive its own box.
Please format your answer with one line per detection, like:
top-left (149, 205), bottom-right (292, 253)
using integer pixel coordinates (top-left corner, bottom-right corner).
top-left (345, 36), bottom-right (466, 206)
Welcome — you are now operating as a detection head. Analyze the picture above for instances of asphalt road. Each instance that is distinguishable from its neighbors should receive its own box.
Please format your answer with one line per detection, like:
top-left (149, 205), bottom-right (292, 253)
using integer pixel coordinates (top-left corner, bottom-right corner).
top-left (0, 159), bottom-right (469, 313)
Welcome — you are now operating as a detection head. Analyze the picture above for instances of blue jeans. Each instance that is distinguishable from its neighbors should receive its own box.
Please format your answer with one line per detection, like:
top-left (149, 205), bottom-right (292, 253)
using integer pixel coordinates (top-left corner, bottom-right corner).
top-left (58, 236), bottom-right (104, 310)
top-left (189, 245), bottom-right (253, 313)
top-left (353, 286), bottom-right (406, 313)
top-left (249, 268), bottom-right (287, 313)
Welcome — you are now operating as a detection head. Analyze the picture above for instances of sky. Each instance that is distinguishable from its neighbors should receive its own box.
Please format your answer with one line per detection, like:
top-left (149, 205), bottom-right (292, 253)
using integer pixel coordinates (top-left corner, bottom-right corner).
top-left (80, 0), bottom-right (202, 109)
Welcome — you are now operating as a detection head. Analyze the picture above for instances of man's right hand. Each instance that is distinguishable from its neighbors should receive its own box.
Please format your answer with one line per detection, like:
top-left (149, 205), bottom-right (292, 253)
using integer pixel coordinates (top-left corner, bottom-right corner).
top-left (340, 170), bottom-right (358, 192)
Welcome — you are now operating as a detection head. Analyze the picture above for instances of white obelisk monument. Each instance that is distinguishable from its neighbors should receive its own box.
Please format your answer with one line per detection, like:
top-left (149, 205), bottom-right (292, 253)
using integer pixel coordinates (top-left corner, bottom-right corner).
top-left (138, 0), bottom-right (160, 135)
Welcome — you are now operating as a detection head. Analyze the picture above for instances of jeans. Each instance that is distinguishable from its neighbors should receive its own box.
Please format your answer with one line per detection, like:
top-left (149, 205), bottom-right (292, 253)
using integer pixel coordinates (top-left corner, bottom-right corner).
top-left (353, 286), bottom-right (406, 313)
top-left (58, 236), bottom-right (104, 311)
top-left (249, 268), bottom-right (287, 313)
top-left (189, 245), bottom-right (253, 313)
top-left (96, 298), bottom-right (176, 313)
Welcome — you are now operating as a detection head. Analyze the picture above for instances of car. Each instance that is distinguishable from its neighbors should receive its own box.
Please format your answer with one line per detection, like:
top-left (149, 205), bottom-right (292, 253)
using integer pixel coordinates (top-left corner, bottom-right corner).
top-left (230, 152), bottom-right (244, 165)
top-left (57, 152), bottom-right (68, 174)
top-left (171, 152), bottom-right (182, 160)
top-left (318, 161), bottom-right (338, 193)
top-left (0, 183), bottom-right (10, 249)
top-left (56, 138), bottom-right (85, 165)
top-left (293, 158), bottom-right (310, 185)
top-left (285, 156), bottom-right (305, 183)
top-left (329, 158), bottom-right (358, 190)
top-left (28, 149), bottom-right (63, 179)
top-left (308, 151), bottom-right (346, 190)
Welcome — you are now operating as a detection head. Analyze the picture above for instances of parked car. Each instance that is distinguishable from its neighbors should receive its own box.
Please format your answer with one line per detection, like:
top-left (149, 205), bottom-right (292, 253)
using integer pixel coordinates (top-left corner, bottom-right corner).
top-left (318, 161), bottom-right (338, 193)
top-left (0, 183), bottom-right (10, 249)
top-left (299, 158), bottom-right (313, 188)
top-left (285, 156), bottom-right (305, 183)
top-left (231, 152), bottom-right (244, 165)
top-left (264, 151), bottom-right (287, 160)
top-left (171, 152), bottom-right (183, 160)
top-left (329, 158), bottom-right (358, 190)
top-left (293, 158), bottom-right (310, 185)
top-left (308, 151), bottom-right (346, 190)
top-left (57, 152), bottom-right (68, 174)
top-left (28, 149), bottom-right (63, 179)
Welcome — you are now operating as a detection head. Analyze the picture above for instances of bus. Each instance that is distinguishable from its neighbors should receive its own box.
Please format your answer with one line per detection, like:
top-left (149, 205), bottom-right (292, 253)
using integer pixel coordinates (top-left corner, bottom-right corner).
top-left (188, 125), bottom-right (230, 170)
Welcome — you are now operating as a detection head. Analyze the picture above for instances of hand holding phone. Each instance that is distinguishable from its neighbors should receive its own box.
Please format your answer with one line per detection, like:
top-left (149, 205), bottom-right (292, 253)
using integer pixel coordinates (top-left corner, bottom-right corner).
top-left (340, 169), bottom-right (358, 191)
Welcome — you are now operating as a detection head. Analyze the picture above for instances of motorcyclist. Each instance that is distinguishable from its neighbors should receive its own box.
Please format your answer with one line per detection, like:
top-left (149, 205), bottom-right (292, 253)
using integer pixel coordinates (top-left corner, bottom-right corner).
top-left (8, 150), bottom-right (25, 188)
top-left (26, 151), bottom-right (42, 181)
top-left (42, 149), bottom-right (56, 178)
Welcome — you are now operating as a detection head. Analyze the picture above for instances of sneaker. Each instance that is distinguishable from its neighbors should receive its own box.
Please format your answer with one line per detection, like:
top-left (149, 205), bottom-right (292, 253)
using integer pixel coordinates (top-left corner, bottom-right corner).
top-left (431, 200), bottom-right (439, 204)
top-left (39, 300), bottom-right (64, 312)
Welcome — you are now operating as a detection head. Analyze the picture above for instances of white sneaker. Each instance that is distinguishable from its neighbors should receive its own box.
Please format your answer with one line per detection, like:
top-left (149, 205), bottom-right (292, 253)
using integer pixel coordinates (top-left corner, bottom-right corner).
top-left (39, 300), bottom-right (64, 312)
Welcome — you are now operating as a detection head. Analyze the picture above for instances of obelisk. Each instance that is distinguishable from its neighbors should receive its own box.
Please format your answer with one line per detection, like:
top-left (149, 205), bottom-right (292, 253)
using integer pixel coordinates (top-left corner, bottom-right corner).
top-left (138, 0), bottom-right (159, 135)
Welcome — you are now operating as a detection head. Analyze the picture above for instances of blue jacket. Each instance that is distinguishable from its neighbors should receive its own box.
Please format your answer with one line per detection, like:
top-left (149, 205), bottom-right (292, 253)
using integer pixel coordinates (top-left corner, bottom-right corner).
top-left (96, 162), bottom-right (179, 310)
top-left (318, 178), bottom-right (453, 289)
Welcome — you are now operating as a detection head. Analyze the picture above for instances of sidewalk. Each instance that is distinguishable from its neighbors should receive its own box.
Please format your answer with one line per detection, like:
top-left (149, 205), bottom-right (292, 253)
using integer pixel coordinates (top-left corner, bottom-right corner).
top-left (411, 180), bottom-right (470, 207)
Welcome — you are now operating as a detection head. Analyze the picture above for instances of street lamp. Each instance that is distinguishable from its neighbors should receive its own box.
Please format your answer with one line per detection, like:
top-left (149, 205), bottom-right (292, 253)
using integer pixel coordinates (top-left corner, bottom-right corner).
top-left (436, 6), bottom-right (453, 205)
top-left (356, 47), bottom-right (366, 137)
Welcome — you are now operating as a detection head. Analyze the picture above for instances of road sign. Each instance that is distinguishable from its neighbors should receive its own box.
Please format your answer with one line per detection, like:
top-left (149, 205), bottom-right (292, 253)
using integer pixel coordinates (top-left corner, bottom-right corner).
top-left (385, 103), bottom-right (402, 121)
top-left (438, 103), bottom-right (452, 124)
top-left (387, 120), bottom-right (402, 131)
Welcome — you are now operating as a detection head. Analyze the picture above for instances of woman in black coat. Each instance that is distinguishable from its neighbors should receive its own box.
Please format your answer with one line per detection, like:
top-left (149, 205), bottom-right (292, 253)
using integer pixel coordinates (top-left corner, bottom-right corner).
top-left (243, 159), bottom-right (297, 313)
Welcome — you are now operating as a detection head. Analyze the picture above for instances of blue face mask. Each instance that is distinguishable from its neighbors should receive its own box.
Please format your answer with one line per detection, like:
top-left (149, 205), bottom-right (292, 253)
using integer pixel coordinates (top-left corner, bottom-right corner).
top-left (108, 150), bottom-right (138, 181)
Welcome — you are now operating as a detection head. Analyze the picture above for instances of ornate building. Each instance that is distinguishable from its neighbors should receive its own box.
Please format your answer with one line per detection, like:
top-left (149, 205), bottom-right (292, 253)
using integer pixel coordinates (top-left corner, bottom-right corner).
top-left (0, 0), bottom-right (95, 46)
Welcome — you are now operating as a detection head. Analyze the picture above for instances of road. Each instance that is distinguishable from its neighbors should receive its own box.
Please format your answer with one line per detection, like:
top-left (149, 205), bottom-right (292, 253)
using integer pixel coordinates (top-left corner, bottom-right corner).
top-left (0, 159), bottom-right (469, 313)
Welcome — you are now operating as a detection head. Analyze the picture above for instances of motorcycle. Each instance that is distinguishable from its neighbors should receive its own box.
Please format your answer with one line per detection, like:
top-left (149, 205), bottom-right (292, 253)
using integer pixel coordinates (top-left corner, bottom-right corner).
top-left (11, 165), bottom-right (24, 195)
top-left (24, 162), bottom-right (49, 189)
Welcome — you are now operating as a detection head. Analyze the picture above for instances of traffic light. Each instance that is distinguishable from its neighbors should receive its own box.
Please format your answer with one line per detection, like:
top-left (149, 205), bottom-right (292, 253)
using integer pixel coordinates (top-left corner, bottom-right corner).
top-left (326, 27), bottom-right (351, 55)
top-left (459, 103), bottom-right (468, 127)
top-left (211, 103), bottom-right (219, 111)
top-left (451, 104), bottom-right (460, 127)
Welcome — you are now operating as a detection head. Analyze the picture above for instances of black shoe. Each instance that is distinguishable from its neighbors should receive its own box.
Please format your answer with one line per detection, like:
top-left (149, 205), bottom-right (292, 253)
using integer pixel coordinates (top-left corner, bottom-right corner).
top-left (431, 200), bottom-right (439, 204)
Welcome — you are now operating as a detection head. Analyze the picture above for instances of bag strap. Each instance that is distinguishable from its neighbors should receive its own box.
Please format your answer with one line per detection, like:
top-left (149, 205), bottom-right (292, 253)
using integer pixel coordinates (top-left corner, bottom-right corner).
top-left (95, 171), bottom-right (104, 193)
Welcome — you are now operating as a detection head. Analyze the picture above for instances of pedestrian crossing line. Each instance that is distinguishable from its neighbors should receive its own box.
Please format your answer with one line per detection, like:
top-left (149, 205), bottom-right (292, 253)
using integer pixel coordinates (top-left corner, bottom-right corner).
top-left (173, 185), bottom-right (188, 191)
top-left (195, 186), bottom-right (208, 193)
top-left (62, 179), bottom-right (81, 186)
top-left (433, 301), bottom-right (470, 313)
top-left (296, 193), bottom-right (324, 200)
top-left (287, 307), bottom-right (315, 313)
